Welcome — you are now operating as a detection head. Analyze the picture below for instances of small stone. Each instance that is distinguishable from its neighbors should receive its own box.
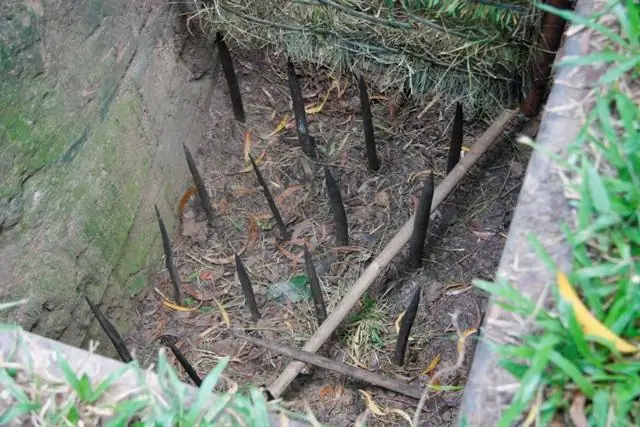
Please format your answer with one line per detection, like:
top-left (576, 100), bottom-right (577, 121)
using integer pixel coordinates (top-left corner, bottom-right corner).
top-left (374, 191), bottom-right (390, 207)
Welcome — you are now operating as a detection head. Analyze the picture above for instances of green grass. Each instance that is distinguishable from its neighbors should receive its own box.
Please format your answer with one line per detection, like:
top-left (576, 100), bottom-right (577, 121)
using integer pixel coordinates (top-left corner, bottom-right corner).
top-left (470, 0), bottom-right (640, 425)
top-left (0, 319), bottom-right (317, 426)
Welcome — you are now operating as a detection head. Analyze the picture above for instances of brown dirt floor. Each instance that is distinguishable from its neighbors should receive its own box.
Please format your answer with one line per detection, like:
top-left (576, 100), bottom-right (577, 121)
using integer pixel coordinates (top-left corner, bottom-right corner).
top-left (128, 49), bottom-right (532, 426)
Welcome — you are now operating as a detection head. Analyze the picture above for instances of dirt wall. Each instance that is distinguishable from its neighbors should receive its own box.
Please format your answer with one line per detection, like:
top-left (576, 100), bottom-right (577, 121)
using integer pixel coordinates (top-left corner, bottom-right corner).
top-left (0, 0), bottom-right (215, 357)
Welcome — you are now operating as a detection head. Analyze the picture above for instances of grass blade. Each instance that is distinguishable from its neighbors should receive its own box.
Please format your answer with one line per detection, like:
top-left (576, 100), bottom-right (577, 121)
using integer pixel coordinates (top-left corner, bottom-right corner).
top-left (303, 244), bottom-right (327, 326)
top-left (248, 153), bottom-right (290, 240)
top-left (393, 285), bottom-right (421, 366)
top-left (324, 167), bottom-right (349, 246)
top-left (286, 60), bottom-right (316, 157)
top-left (446, 103), bottom-right (464, 174)
top-left (85, 296), bottom-right (133, 363)
top-left (154, 204), bottom-right (183, 305)
top-left (408, 172), bottom-right (435, 268)
top-left (358, 75), bottom-right (380, 171)
top-left (183, 143), bottom-right (216, 227)
top-left (235, 253), bottom-right (261, 321)
top-left (216, 32), bottom-right (245, 123)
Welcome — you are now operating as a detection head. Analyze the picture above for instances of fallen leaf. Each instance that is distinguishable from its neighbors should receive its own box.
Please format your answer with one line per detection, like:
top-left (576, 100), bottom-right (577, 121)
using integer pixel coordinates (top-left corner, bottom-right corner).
top-left (358, 390), bottom-right (386, 417)
top-left (162, 298), bottom-right (202, 312)
top-left (319, 385), bottom-right (344, 400)
top-left (243, 130), bottom-right (253, 164)
top-left (268, 114), bottom-right (289, 137)
top-left (422, 354), bottom-right (441, 376)
top-left (388, 409), bottom-right (412, 424)
top-left (457, 328), bottom-right (477, 355)
top-left (182, 284), bottom-right (216, 301)
top-left (395, 311), bottom-right (405, 334)
top-left (275, 185), bottom-right (302, 205)
top-left (213, 297), bottom-right (230, 328)
top-left (444, 283), bottom-right (473, 296)
top-left (557, 271), bottom-right (639, 353)
top-left (374, 191), bottom-right (390, 208)
top-left (569, 393), bottom-right (589, 427)
top-left (277, 244), bottom-right (303, 270)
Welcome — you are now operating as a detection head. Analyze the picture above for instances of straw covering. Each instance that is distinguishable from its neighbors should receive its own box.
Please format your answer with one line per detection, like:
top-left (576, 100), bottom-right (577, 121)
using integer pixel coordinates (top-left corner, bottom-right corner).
top-left (197, 0), bottom-right (541, 118)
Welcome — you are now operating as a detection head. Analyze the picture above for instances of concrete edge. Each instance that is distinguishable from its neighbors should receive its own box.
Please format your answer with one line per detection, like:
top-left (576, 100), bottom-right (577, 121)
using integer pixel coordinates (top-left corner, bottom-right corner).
top-left (0, 327), bottom-right (310, 427)
top-left (458, 0), bottom-right (603, 424)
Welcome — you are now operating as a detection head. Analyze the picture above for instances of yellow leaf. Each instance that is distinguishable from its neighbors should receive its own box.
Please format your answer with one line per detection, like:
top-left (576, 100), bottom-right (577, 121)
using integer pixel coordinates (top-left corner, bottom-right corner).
top-left (213, 297), bottom-right (230, 328)
top-left (358, 390), bottom-right (386, 417)
top-left (268, 114), bottom-right (289, 137)
top-left (457, 328), bottom-right (477, 355)
top-left (388, 409), bottom-right (412, 424)
top-left (557, 271), bottom-right (638, 354)
top-left (162, 298), bottom-right (202, 312)
top-left (395, 310), bottom-right (405, 334)
top-left (421, 354), bottom-right (441, 376)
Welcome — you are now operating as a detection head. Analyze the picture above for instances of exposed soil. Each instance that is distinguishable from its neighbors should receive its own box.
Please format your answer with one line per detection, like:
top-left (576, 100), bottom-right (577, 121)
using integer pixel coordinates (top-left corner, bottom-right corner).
top-left (129, 47), bottom-right (531, 426)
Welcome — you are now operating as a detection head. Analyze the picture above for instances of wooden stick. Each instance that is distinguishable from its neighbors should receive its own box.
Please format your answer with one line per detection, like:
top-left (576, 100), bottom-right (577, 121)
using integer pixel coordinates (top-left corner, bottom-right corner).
top-left (85, 297), bottom-right (132, 363)
top-left (446, 102), bottom-right (464, 174)
top-left (235, 253), bottom-right (261, 321)
top-left (231, 330), bottom-right (424, 400)
top-left (183, 143), bottom-right (216, 228)
top-left (269, 109), bottom-right (518, 398)
top-left (324, 167), bottom-right (349, 246)
top-left (216, 32), bottom-right (245, 123)
top-left (408, 172), bottom-right (434, 268)
top-left (358, 75), bottom-right (380, 171)
top-left (154, 205), bottom-right (183, 306)
top-left (249, 153), bottom-right (290, 241)
top-left (303, 244), bottom-right (327, 326)
top-left (393, 286), bottom-right (421, 366)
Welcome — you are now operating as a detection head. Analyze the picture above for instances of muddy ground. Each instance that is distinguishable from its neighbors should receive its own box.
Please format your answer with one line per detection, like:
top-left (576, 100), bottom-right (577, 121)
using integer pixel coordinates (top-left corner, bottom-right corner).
top-left (129, 47), bottom-right (532, 426)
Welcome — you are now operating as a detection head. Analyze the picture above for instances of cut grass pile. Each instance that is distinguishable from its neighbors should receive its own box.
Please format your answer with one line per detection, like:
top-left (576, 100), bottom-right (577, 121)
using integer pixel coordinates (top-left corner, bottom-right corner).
top-left (189, 0), bottom-right (541, 119)
top-left (469, 0), bottom-right (640, 425)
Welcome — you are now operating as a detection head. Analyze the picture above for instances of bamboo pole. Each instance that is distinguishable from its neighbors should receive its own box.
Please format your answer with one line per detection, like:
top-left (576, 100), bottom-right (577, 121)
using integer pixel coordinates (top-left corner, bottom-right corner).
top-left (269, 109), bottom-right (518, 398)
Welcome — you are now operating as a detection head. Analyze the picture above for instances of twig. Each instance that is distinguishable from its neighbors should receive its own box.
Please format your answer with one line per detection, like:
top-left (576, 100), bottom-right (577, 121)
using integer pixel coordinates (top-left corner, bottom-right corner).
top-left (154, 205), bottom-right (183, 306)
top-left (446, 103), bottom-right (464, 174)
top-left (393, 286), bottom-right (421, 366)
top-left (269, 109), bottom-right (518, 398)
top-left (85, 297), bottom-right (132, 363)
top-left (216, 32), bottom-right (245, 122)
top-left (249, 153), bottom-right (290, 240)
top-left (408, 172), bottom-right (435, 268)
top-left (358, 75), bottom-right (380, 171)
top-left (183, 143), bottom-right (216, 228)
top-left (324, 167), bottom-right (349, 246)
top-left (235, 253), bottom-right (261, 321)
top-left (304, 245), bottom-right (327, 326)
top-left (230, 330), bottom-right (424, 400)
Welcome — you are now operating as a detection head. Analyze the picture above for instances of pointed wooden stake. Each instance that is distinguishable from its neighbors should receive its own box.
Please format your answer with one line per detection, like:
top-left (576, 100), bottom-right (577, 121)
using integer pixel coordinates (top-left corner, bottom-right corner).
top-left (85, 297), bottom-right (132, 363)
top-left (183, 143), bottom-right (216, 228)
top-left (358, 75), bottom-right (380, 171)
top-left (216, 31), bottom-right (245, 123)
top-left (393, 286), bottom-right (421, 366)
top-left (446, 102), bottom-right (464, 174)
top-left (408, 172), bottom-right (435, 268)
top-left (286, 60), bottom-right (316, 157)
top-left (303, 245), bottom-right (327, 326)
top-left (249, 154), bottom-right (290, 240)
top-left (154, 205), bottom-right (183, 306)
top-left (160, 335), bottom-right (202, 387)
top-left (324, 167), bottom-right (348, 246)
top-left (235, 253), bottom-right (261, 321)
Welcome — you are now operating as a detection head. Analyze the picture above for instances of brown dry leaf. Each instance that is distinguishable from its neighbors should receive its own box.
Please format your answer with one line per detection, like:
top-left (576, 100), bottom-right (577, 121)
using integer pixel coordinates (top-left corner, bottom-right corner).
top-left (217, 198), bottom-right (229, 216)
top-left (358, 390), bottom-right (386, 417)
top-left (246, 217), bottom-right (260, 250)
top-left (422, 354), bottom-right (441, 376)
top-left (374, 191), bottom-right (390, 208)
top-left (203, 245), bottom-right (246, 265)
top-left (319, 385), bottom-right (344, 401)
top-left (268, 114), bottom-right (289, 137)
top-left (277, 244), bottom-right (303, 270)
top-left (388, 409), bottom-right (412, 425)
top-left (230, 187), bottom-right (255, 198)
top-left (569, 393), bottom-right (589, 427)
top-left (457, 328), bottom-right (477, 354)
top-left (213, 297), bottom-right (230, 328)
top-left (182, 284), bottom-right (217, 302)
top-left (275, 185), bottom-right (302, 205)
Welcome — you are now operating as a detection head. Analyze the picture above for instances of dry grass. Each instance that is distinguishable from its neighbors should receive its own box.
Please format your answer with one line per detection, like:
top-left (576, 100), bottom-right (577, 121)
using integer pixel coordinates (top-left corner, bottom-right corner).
top-left (183, 0), bottom-right (542, 119)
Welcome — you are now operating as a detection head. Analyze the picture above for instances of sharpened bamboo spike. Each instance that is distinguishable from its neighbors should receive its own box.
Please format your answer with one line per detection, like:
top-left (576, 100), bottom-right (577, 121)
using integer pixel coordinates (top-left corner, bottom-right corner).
top-left (183, 143), bottom-right (216, 228)
top-left (216, 31), bottom-right (245, 123)
top-left (235, 253), bottom-right (261, 321)
top-left (393, 285), bottom-right (421, 366)
top-left (324, 167), bottom-right (349, 246)
top-left (303, 245), bottom-right (327, 326)
top-left (286, 60), bottom-right (316, 158)
top-left (446, 102), bottom-right (464, 174)
top-left (358, 75), bottom-right (380, 171)
top-left (160, 336), bottom-right (202, 387)
top-left (408, 172), bottom-right (435, 268)
top-left (154, 205), bottom-right (183, 305)
top-left (85, 297), bottom-right (133, 363)
top-left (249, 154), bottom-right (290, 240)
